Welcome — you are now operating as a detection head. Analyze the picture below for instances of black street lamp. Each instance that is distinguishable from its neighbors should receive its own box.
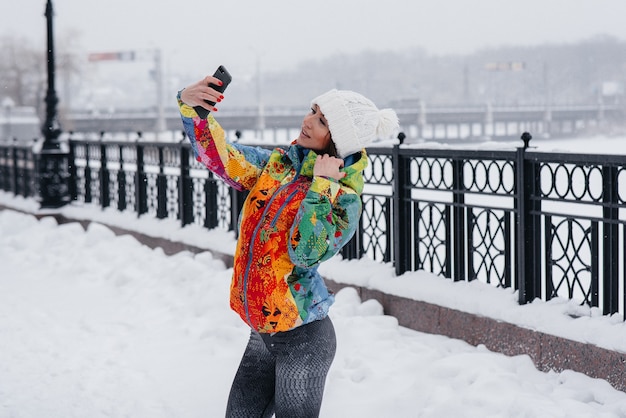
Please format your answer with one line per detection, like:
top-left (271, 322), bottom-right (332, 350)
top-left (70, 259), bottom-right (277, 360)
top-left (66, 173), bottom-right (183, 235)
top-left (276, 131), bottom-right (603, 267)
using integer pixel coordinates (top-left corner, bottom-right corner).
top-left (37, 0), bottom-right (70, 208)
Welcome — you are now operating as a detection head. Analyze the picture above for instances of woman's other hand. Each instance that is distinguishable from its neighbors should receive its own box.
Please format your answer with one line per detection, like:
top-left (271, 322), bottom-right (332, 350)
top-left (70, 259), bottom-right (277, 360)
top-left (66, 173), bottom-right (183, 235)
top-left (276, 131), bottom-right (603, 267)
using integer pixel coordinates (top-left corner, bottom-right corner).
top-left (313, 154), bottom-right (346, 181)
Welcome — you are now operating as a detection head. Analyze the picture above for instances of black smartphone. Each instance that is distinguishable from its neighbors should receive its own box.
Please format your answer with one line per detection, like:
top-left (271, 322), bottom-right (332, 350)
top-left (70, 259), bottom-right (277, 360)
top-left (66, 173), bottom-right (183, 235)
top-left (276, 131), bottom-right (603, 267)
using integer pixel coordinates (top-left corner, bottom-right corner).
top-left (194, 65), bottom-right (232, 119)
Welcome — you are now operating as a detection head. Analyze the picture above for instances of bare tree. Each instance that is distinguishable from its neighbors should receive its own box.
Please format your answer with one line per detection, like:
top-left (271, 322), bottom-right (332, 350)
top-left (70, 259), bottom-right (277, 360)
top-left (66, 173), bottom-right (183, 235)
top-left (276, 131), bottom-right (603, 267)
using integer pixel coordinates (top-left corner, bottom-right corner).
top-left (0, 30), bottom-right (85, 124)
top-left (0, 35), bottom-right (46, 110)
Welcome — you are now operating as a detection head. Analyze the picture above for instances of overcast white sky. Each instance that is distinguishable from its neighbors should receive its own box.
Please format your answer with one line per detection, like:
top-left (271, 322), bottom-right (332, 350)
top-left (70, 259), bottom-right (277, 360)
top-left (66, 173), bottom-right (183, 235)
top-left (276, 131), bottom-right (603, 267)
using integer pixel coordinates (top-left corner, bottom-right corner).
top-left (4, 0), bottom-right (626, 79)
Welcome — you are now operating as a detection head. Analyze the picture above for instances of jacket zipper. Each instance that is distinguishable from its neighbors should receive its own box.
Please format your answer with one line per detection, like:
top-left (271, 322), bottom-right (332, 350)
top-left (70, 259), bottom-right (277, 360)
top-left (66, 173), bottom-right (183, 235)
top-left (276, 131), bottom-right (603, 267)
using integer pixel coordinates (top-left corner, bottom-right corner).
top-left (242, 172), bottom-right (301, 326)
top-left (270, 187), bottom-right (301, 229)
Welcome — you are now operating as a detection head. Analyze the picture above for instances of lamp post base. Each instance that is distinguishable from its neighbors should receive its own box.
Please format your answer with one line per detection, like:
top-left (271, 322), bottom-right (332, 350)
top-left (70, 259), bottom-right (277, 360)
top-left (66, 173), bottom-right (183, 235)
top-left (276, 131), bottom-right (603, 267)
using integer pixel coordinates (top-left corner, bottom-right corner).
top-left (38, 147), bottom-right (70, 209)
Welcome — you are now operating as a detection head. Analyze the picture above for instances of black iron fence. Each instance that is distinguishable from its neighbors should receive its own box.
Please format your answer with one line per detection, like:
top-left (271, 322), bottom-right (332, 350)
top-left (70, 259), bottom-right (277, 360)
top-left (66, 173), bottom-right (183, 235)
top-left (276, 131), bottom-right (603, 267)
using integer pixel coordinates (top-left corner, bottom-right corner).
top-left (2, 134), bottom-right (626, 319)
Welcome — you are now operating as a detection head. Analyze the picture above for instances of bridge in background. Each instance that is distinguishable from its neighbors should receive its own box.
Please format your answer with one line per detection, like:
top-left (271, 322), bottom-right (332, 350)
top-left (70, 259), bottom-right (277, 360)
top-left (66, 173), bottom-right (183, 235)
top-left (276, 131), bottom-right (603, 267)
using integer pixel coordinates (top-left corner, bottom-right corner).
top-left (2, 102), bottom-right (623, 143)
top-left (57, 102), bottom-right (624, 142)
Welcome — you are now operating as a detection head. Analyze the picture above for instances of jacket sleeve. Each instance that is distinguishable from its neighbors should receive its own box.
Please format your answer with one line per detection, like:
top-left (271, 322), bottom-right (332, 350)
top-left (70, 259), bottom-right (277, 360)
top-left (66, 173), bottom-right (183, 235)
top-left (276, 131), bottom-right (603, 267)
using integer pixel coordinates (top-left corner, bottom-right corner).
top-left (288, 176), bottom-right (362, 267)
top-left (177, 90), bottom-right (271, 191)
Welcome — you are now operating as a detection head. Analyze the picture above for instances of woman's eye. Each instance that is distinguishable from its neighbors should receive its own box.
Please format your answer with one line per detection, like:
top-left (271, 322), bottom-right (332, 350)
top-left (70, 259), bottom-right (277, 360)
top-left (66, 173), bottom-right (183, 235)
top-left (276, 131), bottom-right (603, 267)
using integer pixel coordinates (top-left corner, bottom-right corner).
top-left (310, 107), bottom-right (316, 114)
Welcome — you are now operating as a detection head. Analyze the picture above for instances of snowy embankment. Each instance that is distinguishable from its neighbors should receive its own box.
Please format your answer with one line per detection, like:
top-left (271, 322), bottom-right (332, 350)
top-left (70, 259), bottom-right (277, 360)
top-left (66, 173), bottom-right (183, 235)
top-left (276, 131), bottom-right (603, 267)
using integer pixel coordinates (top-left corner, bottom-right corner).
top-left (2, 206), bottom-right (626, 417)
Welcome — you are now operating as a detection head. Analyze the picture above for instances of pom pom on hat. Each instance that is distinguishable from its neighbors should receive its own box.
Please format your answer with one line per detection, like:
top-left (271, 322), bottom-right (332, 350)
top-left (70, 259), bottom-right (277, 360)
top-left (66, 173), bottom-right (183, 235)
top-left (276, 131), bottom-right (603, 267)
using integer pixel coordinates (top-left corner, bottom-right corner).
top-left (311, 89), bottom-right (399, 158)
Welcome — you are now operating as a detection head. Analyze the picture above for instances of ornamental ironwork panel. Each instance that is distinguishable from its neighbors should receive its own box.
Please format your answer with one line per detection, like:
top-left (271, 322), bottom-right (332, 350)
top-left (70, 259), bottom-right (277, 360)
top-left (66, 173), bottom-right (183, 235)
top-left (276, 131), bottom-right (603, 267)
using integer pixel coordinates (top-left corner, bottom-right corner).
top-left (14, 147), bottom-right (36, 198)
top-left (143, 146), bottom-right (160, 217)
top-left (463, 158), bottom-right (515, 194)
top-left (394, 149), bottom-right (517, 291)
top-left (360, 149), bottom-right (393, 263)
top-left (166, 174), bottom-right (179, 220)
top-left (0, 146), bottom-right (36, 196)
top-left (73, 143), bottom-right (87, 203)
top-left (545, 216), bottom-right (598, 306)
top-left (163, 146), bottom-right (181, 220)
top-left (191, 176), bottom-right (207, 226)
top-left (414, 202), bottom-right (449, 276)
top-left (469, 208), bottom-right (512, 287)
top-left (105, 144), bottom-right (121, 210)
top-left (410, 157), bottom-right (453, 189)
top-left (146, 172), bottom-right (159, 217)
top-left (540, 162), bottom-right (603, 203)
top-left (361, 194), bottom-right (391, 262)
top-left (528, 151), bottom-right (626, 317)
top-left (364, 153), bottom-right (393, 184)
top-left (217, 181), bottom-right (232, 229)
top-left (121, 145), bottom-right (138, 212)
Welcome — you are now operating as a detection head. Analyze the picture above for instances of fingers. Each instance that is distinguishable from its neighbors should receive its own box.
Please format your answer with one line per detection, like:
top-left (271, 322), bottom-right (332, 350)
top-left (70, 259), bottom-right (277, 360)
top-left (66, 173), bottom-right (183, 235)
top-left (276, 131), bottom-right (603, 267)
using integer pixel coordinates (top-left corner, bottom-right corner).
top-left (317, 154), bottom-right (344, 167)
top-left (207, 75), bottom-right (225, 88)
top-left (314, 154), bottom-right (346, 180)
top-left (180, 77), bottom-right (225, 110)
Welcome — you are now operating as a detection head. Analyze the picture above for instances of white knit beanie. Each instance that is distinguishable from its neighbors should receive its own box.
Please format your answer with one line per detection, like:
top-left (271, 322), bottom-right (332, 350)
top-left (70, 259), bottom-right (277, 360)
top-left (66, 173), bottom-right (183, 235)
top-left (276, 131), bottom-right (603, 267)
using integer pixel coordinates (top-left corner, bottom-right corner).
top-left (311, 89), bottom-right (399, 158)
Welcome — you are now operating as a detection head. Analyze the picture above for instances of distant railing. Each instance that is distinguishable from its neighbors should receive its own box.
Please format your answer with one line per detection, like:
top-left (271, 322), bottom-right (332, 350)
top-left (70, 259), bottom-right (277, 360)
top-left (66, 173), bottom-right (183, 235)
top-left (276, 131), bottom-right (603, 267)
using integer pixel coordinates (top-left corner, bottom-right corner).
top-left (55, 102), bottom-right (623, 139)
top-left (2, 133), bottom-right (626, 319)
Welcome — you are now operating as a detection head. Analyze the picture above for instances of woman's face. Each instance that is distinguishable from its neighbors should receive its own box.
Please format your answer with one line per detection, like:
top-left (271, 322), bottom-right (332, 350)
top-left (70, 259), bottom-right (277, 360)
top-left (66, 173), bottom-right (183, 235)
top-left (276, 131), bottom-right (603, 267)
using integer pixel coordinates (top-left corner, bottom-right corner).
top-left (296, 104), bottom-right (332, 153)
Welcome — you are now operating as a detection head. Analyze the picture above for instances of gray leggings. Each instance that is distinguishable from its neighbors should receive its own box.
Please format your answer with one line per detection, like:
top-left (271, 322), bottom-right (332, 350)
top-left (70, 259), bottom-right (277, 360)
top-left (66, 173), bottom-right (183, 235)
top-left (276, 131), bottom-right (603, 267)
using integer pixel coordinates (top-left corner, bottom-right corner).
top-left (226, 316), bottom-right (336, 418)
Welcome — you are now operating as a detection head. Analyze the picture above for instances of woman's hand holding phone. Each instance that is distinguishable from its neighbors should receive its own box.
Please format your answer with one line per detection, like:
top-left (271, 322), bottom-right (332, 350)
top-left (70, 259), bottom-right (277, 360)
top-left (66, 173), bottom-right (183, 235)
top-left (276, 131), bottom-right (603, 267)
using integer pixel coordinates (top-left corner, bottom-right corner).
top-left (180, 65), bottom-right (232, 118)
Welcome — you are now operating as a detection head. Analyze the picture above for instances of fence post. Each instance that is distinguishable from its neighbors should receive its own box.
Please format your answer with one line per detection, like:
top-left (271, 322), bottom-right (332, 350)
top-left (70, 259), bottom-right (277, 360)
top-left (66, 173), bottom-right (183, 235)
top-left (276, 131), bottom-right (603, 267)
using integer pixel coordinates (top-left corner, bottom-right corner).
top-left (204, 173), bottom-right (219, 229)
top-left (67, 139), bottom-right (77, 201)
top-left (179, 146), bottom-right (193, 226)
top-left (230, 189), bottom-right (248, 236)
top-left (99, 142), bottom-right (110, 208)
top-left (13, 148), bottom-right (25, 197)
top-left (340, 217), bottom-right (359, 260)
top-left (11, 146), bottom-right (18, 195)
top-left (83, 143), bottom-right (92, 203)
top-left (117, 145), bottom-right (126, 211)
top-left (23, 148), bottom-right (32, 198)
top-left (156, 146), bottom-right (167, 219)
top-left (516, 132), bottom-right (541, 304)
top-left (602, 165), bottom-right (619, 315)
top-left (393, 144), bottom-right (411, 276)
top-left (451, 158), bottom-right (465, 282)
top-left (136, 144), bottom-right (147, 216)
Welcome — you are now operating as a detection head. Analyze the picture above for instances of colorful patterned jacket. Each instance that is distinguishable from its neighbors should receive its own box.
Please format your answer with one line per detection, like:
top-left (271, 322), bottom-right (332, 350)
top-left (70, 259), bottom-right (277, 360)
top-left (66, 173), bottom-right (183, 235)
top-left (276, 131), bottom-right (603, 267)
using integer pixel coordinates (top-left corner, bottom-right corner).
top-left (178, 94), bottom-right (366, 333)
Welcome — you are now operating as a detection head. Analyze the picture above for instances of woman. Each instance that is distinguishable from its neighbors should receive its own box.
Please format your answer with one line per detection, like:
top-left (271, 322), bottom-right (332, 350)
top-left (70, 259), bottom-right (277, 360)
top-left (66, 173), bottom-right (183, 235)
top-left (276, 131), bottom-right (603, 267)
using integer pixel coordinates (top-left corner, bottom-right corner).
top-left (178, 74), bottom-right (398, 417)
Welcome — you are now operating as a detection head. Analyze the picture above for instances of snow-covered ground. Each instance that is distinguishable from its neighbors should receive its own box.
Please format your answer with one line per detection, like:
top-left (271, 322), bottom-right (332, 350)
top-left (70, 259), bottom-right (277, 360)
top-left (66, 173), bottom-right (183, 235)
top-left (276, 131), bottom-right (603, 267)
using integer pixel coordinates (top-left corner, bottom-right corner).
top-left (1, 207), bottom-right (626, 417)
top-left (2, 134), bottom-right (626, 417)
